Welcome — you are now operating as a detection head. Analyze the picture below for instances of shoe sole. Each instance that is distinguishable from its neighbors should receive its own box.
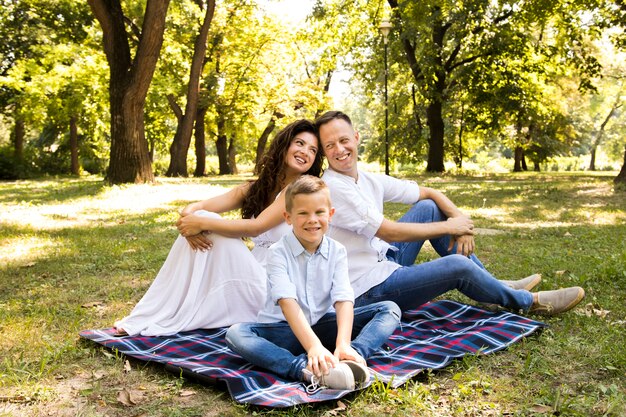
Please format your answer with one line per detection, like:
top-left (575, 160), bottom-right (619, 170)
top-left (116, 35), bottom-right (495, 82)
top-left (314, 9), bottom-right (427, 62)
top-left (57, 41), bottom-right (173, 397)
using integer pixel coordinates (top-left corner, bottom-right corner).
top-left (340, 360), bottom-right (370, 385)
top-left (558, 287), bottom-right (585, 314)
top-left (521, 274), bottom-right (542, 291)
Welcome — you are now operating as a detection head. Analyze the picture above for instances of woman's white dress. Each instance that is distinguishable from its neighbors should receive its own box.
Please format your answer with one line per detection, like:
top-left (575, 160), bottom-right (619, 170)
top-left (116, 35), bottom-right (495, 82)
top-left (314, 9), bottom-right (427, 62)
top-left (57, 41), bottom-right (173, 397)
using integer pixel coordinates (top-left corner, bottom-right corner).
top-left (114, 211), bottom-right (291, 336)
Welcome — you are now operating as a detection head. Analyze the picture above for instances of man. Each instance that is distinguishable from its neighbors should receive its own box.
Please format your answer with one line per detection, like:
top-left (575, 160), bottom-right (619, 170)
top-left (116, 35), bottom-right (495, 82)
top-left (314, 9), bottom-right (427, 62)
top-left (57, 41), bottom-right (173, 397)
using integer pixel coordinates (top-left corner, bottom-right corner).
top-left (315, 110), bottom-right (584, 315)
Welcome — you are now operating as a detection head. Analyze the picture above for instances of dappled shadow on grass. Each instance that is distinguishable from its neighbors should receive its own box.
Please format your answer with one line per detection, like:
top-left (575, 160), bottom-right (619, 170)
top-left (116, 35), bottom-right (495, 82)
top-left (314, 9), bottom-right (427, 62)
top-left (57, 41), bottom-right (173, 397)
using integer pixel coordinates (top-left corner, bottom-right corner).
top-left (0, 176), bottom-right (108, 206)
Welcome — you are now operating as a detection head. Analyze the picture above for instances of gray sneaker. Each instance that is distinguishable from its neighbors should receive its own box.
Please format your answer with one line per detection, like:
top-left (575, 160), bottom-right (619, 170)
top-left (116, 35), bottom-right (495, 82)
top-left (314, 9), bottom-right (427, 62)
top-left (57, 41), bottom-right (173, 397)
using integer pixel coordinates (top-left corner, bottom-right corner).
top-left (340, 360), bottom-right (370, 386)
top-left (302, 362), bottom-right (355, 392)
top-left (500, 274), bottom-right (542, 291)
top-left (529, 287), bottom-right (585, 316)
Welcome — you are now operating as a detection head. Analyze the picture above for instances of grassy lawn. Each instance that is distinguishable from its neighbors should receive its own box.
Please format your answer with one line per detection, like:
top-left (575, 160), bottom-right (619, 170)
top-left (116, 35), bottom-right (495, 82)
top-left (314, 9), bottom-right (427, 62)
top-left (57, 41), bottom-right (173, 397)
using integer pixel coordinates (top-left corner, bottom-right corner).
top-left (1, 172), bottom-right (624, 416)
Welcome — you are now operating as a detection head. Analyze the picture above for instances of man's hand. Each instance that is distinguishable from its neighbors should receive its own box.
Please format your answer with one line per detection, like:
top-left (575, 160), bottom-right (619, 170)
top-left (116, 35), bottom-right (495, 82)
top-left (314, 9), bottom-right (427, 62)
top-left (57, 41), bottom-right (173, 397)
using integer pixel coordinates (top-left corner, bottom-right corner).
top-left (448, 234), bottom-right (475, 257)
top-left (446, 215), bottom-right (475, 236)
top-left (307, 343), bottom-right (338, 377)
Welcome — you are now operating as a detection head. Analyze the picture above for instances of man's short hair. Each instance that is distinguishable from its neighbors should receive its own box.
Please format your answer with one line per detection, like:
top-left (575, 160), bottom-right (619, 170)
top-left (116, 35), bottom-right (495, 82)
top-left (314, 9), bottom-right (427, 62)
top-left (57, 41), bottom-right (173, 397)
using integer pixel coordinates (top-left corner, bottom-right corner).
top-left (285, 175), bottom-right (331, 212)
top-left (314, 110), bottom-right (353, 130)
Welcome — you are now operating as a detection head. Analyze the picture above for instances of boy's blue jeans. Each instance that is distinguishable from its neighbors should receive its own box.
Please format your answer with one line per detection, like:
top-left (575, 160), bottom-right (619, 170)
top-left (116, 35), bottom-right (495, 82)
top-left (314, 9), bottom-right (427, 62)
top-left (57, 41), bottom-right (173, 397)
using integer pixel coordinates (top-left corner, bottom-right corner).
top-left (225, 301), bottom-right (401, 381)
top-left (355, 199), bottom-right (533, 311)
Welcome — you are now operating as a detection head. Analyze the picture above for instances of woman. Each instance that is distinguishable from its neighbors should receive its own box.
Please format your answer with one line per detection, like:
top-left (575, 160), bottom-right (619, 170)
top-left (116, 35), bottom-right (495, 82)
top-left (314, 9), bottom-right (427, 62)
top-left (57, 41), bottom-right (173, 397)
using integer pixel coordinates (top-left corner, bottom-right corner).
top-left (114, 119), bottom-right (322, 336)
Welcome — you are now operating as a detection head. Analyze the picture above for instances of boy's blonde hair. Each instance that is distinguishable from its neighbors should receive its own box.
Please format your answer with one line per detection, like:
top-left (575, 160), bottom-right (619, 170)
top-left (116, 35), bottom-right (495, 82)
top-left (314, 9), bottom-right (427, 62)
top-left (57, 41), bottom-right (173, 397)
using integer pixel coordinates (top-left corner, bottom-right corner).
top-left (285, 175), bottom-right (331, 212)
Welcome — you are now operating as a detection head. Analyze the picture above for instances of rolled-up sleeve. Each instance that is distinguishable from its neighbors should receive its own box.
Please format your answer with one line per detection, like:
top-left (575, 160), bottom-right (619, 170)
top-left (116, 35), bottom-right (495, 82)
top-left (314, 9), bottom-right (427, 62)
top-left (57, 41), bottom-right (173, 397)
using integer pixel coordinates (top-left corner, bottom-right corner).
top-left (379, 174), bottom-right (420, 204)
top-left (329, 243), bottom-right (354, 304)
top-left (266, 246), bottom-right (297, 304)
top-left (327, 180), bottom-right (384, 240)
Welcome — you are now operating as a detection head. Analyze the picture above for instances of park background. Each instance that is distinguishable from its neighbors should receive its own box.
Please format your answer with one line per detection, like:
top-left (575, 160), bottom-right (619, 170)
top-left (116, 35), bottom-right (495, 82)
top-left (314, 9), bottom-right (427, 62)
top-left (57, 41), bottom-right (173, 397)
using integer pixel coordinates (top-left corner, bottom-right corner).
top-left (1, 0), bottom-right (625, 416)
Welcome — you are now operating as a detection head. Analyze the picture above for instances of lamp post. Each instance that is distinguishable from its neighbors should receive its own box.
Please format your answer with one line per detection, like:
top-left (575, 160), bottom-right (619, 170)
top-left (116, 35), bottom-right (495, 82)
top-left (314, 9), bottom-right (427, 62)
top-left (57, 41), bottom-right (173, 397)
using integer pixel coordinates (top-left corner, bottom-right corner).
top-left (379, 19), bottom-right (392, 175)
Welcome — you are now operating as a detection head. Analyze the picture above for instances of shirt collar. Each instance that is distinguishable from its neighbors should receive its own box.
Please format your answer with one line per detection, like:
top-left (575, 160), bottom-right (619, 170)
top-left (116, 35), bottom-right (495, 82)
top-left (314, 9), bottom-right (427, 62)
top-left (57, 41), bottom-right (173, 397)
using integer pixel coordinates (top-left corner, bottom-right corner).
top-left (285, 231), bottom-right (330, 259)
top-left (326, 167), bottom-right (359, 184)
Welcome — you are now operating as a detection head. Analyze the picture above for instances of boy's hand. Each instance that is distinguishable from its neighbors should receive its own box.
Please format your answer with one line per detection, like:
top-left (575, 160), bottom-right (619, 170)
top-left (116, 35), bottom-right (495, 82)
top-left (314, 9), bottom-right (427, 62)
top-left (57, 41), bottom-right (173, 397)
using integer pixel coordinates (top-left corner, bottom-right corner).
top-left (307, 344), bottom-right (338, 377)
top-left (334, 343), bottom-right (366, 366)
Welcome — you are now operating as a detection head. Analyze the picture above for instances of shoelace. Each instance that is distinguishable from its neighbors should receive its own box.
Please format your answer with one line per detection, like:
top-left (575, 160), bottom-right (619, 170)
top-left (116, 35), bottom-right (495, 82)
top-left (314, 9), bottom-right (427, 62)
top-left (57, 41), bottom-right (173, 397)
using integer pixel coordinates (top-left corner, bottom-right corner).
top-left (304, 375), bottom-right (324, 394)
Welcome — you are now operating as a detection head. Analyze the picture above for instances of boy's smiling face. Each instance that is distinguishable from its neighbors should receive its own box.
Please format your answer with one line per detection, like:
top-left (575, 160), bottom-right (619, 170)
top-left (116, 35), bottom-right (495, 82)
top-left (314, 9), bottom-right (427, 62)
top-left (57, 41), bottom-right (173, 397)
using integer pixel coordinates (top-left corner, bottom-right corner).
top-left (284, 191), bottom-right (334, 253)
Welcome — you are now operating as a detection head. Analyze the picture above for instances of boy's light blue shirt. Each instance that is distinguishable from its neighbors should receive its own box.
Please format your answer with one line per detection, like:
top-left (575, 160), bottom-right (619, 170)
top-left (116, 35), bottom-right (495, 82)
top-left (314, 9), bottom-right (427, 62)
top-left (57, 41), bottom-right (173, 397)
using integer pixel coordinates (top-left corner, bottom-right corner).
top-left (256, 231), bottom-right (354, 325)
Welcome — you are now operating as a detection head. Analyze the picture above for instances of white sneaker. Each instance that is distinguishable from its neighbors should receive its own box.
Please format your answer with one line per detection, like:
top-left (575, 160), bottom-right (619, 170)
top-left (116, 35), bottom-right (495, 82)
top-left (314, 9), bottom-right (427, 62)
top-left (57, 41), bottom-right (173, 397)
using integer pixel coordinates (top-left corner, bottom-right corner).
top-left (302, 362), bottom-right (355, 392)
top-left (340, 360), bottom-right (370, 386)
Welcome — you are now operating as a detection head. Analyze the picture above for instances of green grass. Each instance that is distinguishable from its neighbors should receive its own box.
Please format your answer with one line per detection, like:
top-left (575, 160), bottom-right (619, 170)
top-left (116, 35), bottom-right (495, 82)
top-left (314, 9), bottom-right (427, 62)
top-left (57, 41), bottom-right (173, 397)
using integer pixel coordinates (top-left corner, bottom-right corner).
top-left (1, 172), bottom-right (625, 416)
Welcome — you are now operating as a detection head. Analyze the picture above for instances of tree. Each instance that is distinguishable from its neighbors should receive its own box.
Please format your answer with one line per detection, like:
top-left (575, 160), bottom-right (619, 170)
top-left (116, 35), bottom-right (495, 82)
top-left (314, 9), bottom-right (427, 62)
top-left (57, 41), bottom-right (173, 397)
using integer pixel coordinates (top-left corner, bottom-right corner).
top-left (165, 0), bottom-right (215, 177)
top-left (615, 144), bottom-right (626, 186)
top-left (88, 0), bottom-right (170, 184)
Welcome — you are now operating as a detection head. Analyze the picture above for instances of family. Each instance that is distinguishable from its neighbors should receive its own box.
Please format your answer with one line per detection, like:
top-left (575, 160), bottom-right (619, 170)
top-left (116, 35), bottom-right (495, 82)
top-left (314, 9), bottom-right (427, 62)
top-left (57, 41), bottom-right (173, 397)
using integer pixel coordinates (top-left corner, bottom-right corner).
top-left (113, 111), bottom-right (585, 391)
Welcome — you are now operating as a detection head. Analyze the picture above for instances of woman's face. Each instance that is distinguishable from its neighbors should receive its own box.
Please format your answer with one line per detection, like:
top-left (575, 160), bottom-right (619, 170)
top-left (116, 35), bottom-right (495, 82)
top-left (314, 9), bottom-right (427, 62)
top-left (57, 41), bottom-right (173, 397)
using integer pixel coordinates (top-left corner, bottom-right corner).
top-left (283, 131), bottom-right (319, 176)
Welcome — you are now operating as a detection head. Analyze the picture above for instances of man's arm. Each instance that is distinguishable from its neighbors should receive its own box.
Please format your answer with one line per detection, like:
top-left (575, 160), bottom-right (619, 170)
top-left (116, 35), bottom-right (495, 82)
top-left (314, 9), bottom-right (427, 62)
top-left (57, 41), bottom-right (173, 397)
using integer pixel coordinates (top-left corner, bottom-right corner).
top-left (376, 186), bottom-right (476, 255)
top-left (419, 186), bottom-right (476, 255)
top-left (376, 216), bottom-right (474, 242)
top-left (279, 298), bottom-right (337, 377)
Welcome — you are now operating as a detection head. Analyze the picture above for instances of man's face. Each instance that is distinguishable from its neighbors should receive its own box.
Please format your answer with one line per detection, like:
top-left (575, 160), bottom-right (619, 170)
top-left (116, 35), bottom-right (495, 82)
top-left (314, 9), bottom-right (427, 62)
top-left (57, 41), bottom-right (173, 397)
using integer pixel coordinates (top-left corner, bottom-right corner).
top-left (318, 118), bottom-right (360, 179)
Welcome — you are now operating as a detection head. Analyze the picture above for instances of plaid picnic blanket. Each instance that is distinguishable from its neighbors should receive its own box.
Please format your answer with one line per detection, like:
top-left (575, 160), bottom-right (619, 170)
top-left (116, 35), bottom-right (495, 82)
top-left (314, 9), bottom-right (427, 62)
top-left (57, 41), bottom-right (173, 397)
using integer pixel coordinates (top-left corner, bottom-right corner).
top-left (80, 300), bottom-right (544, 407)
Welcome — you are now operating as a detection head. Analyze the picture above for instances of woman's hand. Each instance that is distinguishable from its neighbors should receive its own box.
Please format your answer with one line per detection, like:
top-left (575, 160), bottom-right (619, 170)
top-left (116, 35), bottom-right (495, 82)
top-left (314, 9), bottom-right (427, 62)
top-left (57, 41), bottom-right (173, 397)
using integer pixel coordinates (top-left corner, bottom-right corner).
top-left (185, 233), bottom-right (213, 251)
top-left (176, 213), bottom-right (205, 237)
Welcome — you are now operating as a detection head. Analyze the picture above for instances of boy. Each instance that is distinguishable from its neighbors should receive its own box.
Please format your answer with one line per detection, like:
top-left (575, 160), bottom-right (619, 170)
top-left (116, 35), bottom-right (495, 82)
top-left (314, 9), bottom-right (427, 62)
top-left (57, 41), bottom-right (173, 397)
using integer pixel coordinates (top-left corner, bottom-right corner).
top-left (226, 175), bottom-right (401, 391)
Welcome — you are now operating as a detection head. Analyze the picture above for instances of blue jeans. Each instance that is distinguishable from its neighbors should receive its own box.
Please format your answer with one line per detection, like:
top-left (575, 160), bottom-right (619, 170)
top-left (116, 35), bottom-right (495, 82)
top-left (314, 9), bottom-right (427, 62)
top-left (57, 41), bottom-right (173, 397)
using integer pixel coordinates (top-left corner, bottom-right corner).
top-left (225, 301), bottom-right (401, 381)
top-left (355, 200), bottom-right (533, 311)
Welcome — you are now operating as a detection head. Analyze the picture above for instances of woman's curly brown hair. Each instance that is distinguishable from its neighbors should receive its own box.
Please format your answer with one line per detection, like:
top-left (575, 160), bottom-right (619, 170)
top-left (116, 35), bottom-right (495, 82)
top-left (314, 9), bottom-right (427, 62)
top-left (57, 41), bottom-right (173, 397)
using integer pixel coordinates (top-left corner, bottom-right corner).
top-left (242, 119), bottom-right (322, 219)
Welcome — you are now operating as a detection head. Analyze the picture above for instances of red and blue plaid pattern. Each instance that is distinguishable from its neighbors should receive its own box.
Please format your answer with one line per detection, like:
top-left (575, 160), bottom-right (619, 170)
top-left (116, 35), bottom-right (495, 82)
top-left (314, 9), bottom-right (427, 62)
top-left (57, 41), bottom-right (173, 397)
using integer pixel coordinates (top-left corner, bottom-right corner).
top-left (80, 300), bottom-right (544, 407)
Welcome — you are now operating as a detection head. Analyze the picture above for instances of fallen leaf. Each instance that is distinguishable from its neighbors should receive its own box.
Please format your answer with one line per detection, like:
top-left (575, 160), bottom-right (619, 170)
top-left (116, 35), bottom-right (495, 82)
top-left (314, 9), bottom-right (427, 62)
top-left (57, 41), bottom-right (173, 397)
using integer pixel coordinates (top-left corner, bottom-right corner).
top-left (563, 232), bottom-right (572, 237)
top-left (324, 400), bottom-right (347, 416)
top-left (530, 404), bottom-right (553, 413)
top-left (555, 270), bottom-right (567, 276)
top-left (179, 390), bottom-right (195, 397)
top-left (81, 301), bottom-right (104, 308)
top-left (101, 351), bottom-right (114, 360)
top-left (116, 388), bottom-right (143, 406)
top-left (92, 370), bottom-right (106, 380)
top-left (124, 360), bottom-right (132, 373)
top-left (584, 303), bottom-right (610, 319)
top-left (22, 262), bottom-right (36, 268)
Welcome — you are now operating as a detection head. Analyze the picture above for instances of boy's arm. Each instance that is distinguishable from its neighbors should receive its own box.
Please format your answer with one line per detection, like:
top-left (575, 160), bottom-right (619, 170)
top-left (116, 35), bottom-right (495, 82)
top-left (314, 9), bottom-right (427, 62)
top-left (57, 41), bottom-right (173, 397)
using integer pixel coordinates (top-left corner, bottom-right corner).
top-left (278, 298), bottom-right (337, 377)
top-left (333, 301), bottom-right (365, 365)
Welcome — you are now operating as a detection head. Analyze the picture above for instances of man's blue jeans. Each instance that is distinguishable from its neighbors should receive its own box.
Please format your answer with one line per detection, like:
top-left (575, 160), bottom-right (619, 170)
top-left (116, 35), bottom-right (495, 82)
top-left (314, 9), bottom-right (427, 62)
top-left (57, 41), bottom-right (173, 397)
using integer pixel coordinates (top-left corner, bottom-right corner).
top-left (225, 301), bottom-right (401, 381)
top-left (355, 199), bottom-right (533, 311)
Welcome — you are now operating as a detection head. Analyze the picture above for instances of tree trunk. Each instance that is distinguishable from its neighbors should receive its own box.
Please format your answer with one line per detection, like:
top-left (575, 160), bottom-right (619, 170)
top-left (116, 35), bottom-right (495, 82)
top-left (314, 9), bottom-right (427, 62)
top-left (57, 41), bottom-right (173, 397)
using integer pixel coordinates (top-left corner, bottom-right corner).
top-left (193, 105), bottom-right (208, 177)
top-left (69, 115), bottom-right (80, 175)
top-left (588, 102), bottom-right (620, 171)
top-left (533, 161), bottom-right (540, 172)
top-left (166, 0), bottom-right (215, 177)
top-left (615, 144), bottom-right (626, 185)
top-left (215, 113), bottom-right (231, 175)
top-left (228, 136), bottom-right (238, 175)
top-left (88, 0), bottom-right (170, 184)
top-left (255, 116), bottom-right (277, 172)
top-left (426, 99), bottom-right (445, 172)
top-left (513, 146), bottom-right (524, 172)
top-left (13, 118), bottom-right (25, 161)
top-left (255, 110), bottom-right (286, 172)
top-left (589, 147), bottom-right (597, 171)
top-left (456, 102), bottom-right (464, 169)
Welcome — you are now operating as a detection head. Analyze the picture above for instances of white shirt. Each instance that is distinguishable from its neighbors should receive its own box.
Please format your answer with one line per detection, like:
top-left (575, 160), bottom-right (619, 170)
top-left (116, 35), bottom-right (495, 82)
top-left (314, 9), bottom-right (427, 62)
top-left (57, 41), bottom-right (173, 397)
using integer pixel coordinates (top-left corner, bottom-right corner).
top-left (257, 232), bottom-right (354, 325)
top-left (322, 168), bottom-right (421, 297)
